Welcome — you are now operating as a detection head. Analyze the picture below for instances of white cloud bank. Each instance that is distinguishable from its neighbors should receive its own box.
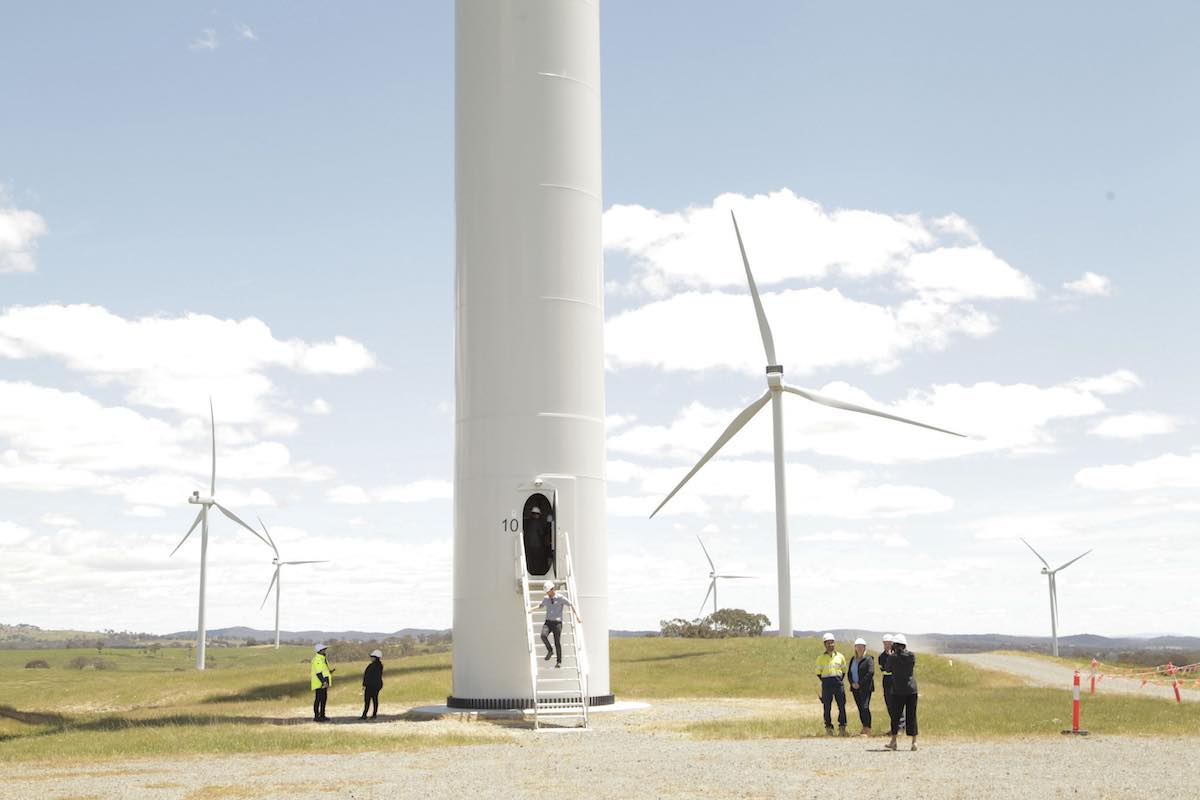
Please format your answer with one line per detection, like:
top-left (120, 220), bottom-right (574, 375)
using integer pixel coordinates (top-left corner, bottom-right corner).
top-left (327, 480), bottom-right (453, 505)
top-left (1089, 412), bottom-right (1179, 440)
top-left (0, 198), bottom-right (48, 273)
top-left (603, 189), bottom-right (1035, 375)
top-left (604, 188), bottom-right (1035, 300)
top-left (609, 371), bottom-right (1140, 465)
top-left (0, 304), bottom-right (376, 430)
top-left (1075, 451), bottom-right (1200, 492)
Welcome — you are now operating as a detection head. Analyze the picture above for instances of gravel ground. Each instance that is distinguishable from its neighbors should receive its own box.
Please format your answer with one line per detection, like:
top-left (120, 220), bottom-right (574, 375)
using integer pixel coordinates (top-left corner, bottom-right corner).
top-left (951, 652), bottom-right (1200, 702)
top-left (9, 697), bottom-right (1200, 799)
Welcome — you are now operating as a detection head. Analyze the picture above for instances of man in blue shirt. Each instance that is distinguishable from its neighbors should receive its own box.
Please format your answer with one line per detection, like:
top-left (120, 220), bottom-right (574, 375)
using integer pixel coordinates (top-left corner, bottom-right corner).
top-left (528, 581), bottom-right (582, 668)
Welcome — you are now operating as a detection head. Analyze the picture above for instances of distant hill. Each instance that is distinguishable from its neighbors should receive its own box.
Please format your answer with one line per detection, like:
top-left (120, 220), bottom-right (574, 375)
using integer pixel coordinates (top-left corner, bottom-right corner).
top-left (793, 629), bottom-right (1200, 659)
top-left (164, 626), bottom-right (446, 643)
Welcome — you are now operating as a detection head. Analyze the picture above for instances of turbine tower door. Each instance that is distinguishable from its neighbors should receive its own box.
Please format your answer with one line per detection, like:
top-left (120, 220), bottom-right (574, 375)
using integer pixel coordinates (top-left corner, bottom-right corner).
top-left (522, 491), bottom-right (556, 577)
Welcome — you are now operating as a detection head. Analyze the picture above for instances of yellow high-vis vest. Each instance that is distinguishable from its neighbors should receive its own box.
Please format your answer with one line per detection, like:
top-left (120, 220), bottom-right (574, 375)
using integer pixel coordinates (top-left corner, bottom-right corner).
top-left (311, 653), bottom-right (332, 690)
top-left (815, 651), bottom-right (847, 679)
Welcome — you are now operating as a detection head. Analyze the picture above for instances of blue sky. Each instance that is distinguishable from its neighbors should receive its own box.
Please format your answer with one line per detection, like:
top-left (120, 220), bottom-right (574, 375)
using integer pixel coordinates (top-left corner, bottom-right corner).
top-left (1, 2), bottom-right (1197, 637)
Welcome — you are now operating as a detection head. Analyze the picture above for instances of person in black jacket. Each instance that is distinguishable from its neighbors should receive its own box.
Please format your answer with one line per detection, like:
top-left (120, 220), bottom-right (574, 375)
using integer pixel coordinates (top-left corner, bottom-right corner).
top-left (885, 634), bottom-right (918, 751)
top-left (360, 649), bottom-right (384, 720)
top-left (847, 637), bottom-right (875, 736)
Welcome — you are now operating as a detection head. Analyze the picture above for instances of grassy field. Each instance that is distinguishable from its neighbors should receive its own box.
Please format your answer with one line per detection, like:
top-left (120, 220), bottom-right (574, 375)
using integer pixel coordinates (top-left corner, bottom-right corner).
top-left (3, 637), bottom-right (1198, 762)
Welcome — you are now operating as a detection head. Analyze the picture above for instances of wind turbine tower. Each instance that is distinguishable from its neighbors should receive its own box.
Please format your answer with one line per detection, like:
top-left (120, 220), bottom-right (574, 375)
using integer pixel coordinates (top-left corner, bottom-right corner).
top-left (257, 518), bottom-right (327, 649)
top-left (696, 536), bottom-right (754, 617)
top-left (1021, 538), bottom-right (1091, 657)
top-left (172, 400), bottom-right (271, 670)
top-left (652, 213), bottom-right (964, 638)
top-left (451, 0), bottom-right (609, 707)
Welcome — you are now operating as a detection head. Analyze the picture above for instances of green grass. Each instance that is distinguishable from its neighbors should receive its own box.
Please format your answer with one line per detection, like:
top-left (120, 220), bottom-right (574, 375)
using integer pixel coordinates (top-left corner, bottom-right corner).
top-left (4, 637), bottom-right (1198, 761)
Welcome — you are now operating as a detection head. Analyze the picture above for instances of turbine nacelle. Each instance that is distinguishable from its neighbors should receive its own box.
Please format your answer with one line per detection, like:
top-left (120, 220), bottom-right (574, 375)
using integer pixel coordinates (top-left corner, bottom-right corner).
top-left (188, 491), bottom-right (215, 506)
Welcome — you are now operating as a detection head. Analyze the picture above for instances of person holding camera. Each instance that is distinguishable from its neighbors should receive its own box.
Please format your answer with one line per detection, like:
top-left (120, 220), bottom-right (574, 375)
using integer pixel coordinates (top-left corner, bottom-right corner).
top-left (885, 633), bottom-right (919, 751)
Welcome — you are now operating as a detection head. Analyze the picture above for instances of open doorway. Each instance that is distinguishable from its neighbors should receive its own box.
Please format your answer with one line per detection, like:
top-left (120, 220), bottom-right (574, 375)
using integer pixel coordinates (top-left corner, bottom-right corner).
top-left (522, 492), bottom-right (555, 576)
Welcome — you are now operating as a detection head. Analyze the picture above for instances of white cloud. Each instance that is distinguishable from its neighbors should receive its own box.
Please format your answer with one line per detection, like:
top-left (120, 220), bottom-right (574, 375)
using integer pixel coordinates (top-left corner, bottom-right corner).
top-left (0, 304), bottom-right (376, 427)
top-left (606, 288), bottom-right (994, 375)
top-left (0, 521), bottom-right (32, 546)
top-left (1071, 370), bottom-right (1141, 395)
top-left (306, 398), bottom-right (333, 415)
top-left (39, 513), bottom-right (79, 528)
top-left (1075, 452), bottom-right (1200, 492)
top-left (0, 198), bottom-right (48, 274)
top-left (235, 22), bottom-right (258, 41)
top-left (1063, 271), bottom-right (1113, 296)
top-left (626, 458), bottom-right (953, 520)
top-left (603, 188), bottom-right (1032, 299)
top-left (1089, 412), bottom-right (1179, 439)
top-left (189, 28), bottom-right (219, 51)
top-left (606, 414), bottom-right (636, 431)
top-left (609, 372), bottom-right (1133, 465)
top-left (327, 479), bottom-right (452, 505)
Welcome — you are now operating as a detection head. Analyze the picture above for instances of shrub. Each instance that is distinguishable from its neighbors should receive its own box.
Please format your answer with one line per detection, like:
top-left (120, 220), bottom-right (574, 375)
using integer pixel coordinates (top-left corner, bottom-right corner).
top-left (24, 659), bottom-right (50, 669)
top-left (92, 657), bottom-right (116, 670)
top-left (67, 656), bottom-right (90, 669)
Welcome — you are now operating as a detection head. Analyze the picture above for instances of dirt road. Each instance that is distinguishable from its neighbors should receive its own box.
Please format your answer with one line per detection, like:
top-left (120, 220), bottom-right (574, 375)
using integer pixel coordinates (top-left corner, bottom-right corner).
top-left (950, 652), bottom-right (1200, 702)
top-left (9, 698), bottom-right (1200, 799)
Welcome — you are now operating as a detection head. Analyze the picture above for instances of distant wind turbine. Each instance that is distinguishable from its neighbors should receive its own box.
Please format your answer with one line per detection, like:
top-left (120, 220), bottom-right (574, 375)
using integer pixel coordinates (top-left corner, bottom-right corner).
top-left (1021, 538), bottom-right (1091, 657)
top-left (696, 536), bottom-right (754, 617)
top-left (652, 211), bottom-right (965, 638)
top-left (171, 399), bottom-right (271, 670)
top-left (257, 517), bottom-right (328, 649)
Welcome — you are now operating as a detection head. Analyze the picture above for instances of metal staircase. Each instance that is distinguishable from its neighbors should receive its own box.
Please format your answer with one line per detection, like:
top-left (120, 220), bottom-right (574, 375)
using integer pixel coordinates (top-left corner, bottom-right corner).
top-left (518, 529), bottom-right (589, 730)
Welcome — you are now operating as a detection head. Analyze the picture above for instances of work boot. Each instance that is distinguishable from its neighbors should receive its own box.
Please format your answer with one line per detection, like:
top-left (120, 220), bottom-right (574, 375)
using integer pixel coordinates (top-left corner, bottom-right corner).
top-left (838, 726), bottom-right (848, 737)
top-left (825, 726), bottom-right (834, 736)
top-left (860, 727), bottom-right (872, 737)
top-left (885, 736), bottom-right (898, 751)
top-left (544, 650), bottom-right (553, 661)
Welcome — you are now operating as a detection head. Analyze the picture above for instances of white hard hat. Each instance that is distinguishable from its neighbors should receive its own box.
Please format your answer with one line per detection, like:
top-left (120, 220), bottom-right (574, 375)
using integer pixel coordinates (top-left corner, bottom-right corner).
top-left (370, 649), bottom-right (383, 659)
top-left (881, 633), bottom-right (894, 642)
top-left (854, 637), bottom-right (867, 646)
top-left (893, 633), bottom-right (908, 646)
top-left (543, 581), bottom-right (555, 591)
top-left (822, 632), bottom-right (835, 642)
top-left (314, 643), bottom-right (326, 652)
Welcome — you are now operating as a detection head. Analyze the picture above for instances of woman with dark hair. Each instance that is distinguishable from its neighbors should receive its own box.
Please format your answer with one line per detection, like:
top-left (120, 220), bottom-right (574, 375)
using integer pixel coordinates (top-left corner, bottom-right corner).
top-left (885, 633), bottom-right (918, 751)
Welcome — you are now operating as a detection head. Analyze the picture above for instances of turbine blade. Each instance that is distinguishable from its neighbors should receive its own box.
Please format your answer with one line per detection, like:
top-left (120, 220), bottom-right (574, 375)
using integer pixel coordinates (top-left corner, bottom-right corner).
top-left (781, 384), bottom-right (965, 438)
top-left (282, 560), bottom-right (328, 565)
top-left (1054, 549), bottom-right (1092, 573)
top-left (696, 536), bottom-right (716, 572)
top-left (1021, 538), bottom-right (1051, 569)
top-left (170, 510), bottom-right (204, 557)
top-left (649, 389), bottom-right (772, 518)
top-left (256, 515), bottom-right (278, 557)
top-left (209, 397), bottom-right (216, 497)
top-left (716, 575), bottom-right (755, 579)
top-left (215, 502), bottom-right (271, 547)
top-left (260, 567), bottom-right (279, 610)
top-left (698, 579), bottom-right (715, 618)
top-left (730, 210), bottom-right (777, 366)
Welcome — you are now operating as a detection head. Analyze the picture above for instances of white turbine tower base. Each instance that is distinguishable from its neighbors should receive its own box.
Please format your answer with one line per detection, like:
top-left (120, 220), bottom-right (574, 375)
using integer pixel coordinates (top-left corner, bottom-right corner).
top-left (652, 211), bottom-right (965, 638)
top-left (696, 536), bottom-right (755, 617)
top-left (257, 518), bottom-right (327, 650)
top-left (1021, 538), bottom-right (1091, 657)
top-left (171, 399), bottom-right (271, 670)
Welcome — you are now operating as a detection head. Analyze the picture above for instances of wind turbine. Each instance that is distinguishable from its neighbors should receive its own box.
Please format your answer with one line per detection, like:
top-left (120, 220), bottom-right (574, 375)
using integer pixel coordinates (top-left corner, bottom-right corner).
top-left (171, 399), bottom-right (271, 669)
top-left (651, 211), bottom-right (965, 638)
top-left (1021, 538), bottom-right (1091, 657)
top-left (696, 536), bottom-right (754, 617)
top-left (257, 518), bottom-right (327, 649)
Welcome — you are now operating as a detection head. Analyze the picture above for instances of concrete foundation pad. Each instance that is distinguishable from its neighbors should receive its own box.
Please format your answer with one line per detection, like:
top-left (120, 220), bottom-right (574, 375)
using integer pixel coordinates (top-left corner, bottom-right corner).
top-left (408, 700), bottom-right (650, 721)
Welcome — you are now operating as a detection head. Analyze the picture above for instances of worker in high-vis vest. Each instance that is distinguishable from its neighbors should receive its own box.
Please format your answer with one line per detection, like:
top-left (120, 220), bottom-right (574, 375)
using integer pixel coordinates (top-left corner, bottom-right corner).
top-left (311, 644), bottom-right (334, 722)
top-left (814, 632), bottom-right (848, 735)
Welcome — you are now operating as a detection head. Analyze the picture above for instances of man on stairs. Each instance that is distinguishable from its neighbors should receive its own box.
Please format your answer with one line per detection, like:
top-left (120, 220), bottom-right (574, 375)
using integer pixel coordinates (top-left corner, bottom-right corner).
top-left (529, 581), bottom-right (583, 668)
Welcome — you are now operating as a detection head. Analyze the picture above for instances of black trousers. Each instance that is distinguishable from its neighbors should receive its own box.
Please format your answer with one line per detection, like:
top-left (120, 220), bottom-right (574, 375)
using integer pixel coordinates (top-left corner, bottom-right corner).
top-left (888, 692), bottom-right (918, 736)
top-left (313, 687), bottom-right (328, 719)
top-left (851, 687), bottom-right (872, 729)
top-left (541, 620), bottom-right (563, 663)
top-left (362, 688), bottom-right (379, 718)
top-left (820, 679), bottom-right (847, 728)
